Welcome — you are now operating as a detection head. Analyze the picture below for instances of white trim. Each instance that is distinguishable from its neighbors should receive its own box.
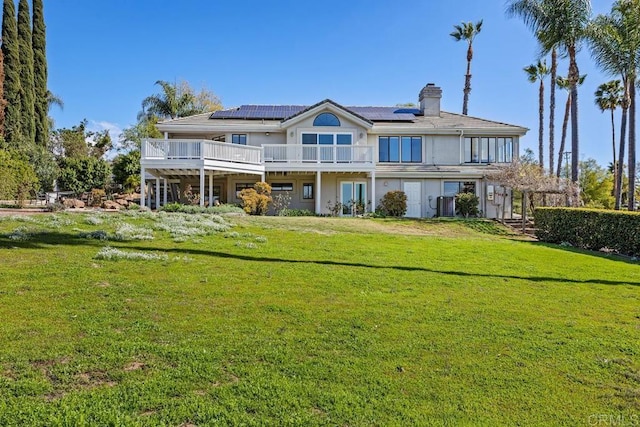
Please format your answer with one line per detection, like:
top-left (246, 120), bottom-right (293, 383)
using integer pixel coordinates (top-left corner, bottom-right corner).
top-left (282, 103), bottom-right (373, 129)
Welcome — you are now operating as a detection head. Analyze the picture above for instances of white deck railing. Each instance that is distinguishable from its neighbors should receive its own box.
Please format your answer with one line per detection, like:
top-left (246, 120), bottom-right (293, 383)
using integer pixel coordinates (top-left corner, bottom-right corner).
top-left (142, 139), bottom-right (263, 165)
top-left (263, 145), bottom-right (373, 164)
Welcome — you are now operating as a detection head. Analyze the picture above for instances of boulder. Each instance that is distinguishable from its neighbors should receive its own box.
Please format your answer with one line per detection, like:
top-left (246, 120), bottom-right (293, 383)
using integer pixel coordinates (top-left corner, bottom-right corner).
top-left (115, 198), bottom-right (129, 207)
top-left (102, 200), bottom-right (122, 210)
top-left (63, 198), bottom-right (85, 209)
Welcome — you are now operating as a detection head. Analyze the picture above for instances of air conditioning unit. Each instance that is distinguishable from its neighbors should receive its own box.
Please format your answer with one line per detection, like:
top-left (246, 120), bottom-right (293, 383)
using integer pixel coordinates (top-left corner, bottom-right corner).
top-left (437, 196), bottom-right (455, 217)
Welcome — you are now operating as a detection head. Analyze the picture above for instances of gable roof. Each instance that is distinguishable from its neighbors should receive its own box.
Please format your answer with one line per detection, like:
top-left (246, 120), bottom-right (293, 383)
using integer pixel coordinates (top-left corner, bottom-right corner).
top-left (279, 99), bottom-right (373, 127)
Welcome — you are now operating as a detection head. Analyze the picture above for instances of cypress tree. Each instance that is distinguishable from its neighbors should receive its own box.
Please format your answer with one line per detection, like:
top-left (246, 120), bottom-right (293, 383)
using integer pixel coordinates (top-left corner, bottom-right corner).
top-left (32, 0), bottom-right (47, 146)
top-left (17, 0), bottom-right (35, 143)
top-left (0, 40), bottom-right (6, 139)
top-left (2, 0), bottom-right (21, 144)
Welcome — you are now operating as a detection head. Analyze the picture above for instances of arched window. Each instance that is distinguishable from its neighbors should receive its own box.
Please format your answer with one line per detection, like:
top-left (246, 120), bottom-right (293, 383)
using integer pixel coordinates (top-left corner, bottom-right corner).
top-left (313, 112), bottom-right (340, 127)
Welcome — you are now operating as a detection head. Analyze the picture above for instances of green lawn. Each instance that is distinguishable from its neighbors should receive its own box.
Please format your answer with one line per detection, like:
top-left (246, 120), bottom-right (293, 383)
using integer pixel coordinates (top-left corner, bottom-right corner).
top-left (0, 212), bottom-right (638, 426)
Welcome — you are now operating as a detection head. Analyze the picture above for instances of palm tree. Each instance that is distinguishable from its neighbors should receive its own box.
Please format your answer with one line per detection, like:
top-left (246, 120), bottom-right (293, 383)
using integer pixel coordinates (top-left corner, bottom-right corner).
top-left (450, 20), bottom-right (483, 116)
top-left (556, 75), bottom-right (586, 178)
top-left (507, 0), bottom-right (592, 183)
top-left (140, 80), bottom-right (200, 121)
top-left (587, 1), bottom-right (640, 210)
top-left (594, 80), bottom-right (623, 197)
top-left (524, 59), bottom-right (550, 168)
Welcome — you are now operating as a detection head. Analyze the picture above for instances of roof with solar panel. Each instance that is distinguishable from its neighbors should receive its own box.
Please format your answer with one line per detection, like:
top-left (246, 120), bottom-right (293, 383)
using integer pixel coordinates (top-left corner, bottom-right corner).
top-left (210, 102), bottom-right (421, 122)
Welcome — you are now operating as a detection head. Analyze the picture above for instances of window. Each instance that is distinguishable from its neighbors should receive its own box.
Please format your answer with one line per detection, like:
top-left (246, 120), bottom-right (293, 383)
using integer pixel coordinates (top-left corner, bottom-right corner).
top-left (301, 133), bottom-right (353, 162)
top-left (464, 137), bottom-right (513, 163)
top-left (232, 134), bottom-right (247, 145)
top-left (303, 183), bottom-right (314, 199)
top-left (379, 136), bottom-right (421, 163)
top-left (313, 112), bottom-right (340, 127)
top-left (444, 181), bottom-right (476, 197)
top-left (270, 183), bottom-right (293, 191)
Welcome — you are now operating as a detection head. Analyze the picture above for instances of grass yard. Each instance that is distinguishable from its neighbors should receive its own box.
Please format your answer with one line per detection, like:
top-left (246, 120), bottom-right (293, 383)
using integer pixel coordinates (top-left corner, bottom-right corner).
top-left (0, 211), bottom-right (638, 426)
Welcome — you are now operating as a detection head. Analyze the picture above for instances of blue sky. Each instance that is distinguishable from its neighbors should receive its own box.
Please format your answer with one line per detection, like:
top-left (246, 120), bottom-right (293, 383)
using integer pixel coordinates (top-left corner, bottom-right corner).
top-left (39, 1), bottom-right (615, 165)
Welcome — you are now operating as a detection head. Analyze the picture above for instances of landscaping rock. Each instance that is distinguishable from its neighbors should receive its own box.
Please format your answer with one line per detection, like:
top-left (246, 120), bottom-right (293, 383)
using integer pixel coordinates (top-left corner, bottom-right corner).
top-left (102, 200), bottom-right (122, 210)
top-left (63, 198), bottom-right (85, 209)
top-left (115, 198), bottom-right (129, 207)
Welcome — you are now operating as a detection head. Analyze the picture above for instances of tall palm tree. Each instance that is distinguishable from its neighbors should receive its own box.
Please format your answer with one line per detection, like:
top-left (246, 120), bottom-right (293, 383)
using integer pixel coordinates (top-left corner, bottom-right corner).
top-left (587, 0), bottom-right (640, 210)
top-left (556, 75), bottom-right (586, 178)
top-left (507, 0), bottom-right (592, 183)
top-left (450, 20), bottom-right (483, 116)
top-left (524, 59), bottom-right (550, 168)
top-left (140, 80), bottom-right (200, 121)
top-left (594, 80), bottom-right (623, 196)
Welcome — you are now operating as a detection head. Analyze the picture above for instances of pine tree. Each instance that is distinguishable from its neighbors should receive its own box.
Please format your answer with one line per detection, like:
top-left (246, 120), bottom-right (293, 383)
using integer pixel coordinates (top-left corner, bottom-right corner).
top-left (32, 0), bottom-right (47, 146)
top-left (17, 0), bottom-right (35, 143)
top-left (2, 0), bottom-right (22, 144)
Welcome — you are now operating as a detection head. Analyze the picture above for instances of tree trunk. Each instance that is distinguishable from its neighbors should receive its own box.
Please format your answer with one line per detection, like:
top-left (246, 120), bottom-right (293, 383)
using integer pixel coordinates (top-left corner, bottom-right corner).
top-left (556, 95), bottom-right (571, 178)
top-left (615, 104), bottom-right (628, 210)
top-left (463, 50), bottom-right (472, 116)
top-left (568, 47), bottom-right (580, 184)
top-left (628, 78), bottom-right (636, 211)
top-left (549, 48), bottom-right (557, 175)
top-left (538, 80), bottom-right (545, 169)
top-left (611, 107), bottom-right (617, 198)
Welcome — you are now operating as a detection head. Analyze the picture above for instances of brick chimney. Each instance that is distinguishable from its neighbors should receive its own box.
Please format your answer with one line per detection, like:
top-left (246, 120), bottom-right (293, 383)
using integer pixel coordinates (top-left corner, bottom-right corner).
top-left (419, 83), bottom-right (442, 117)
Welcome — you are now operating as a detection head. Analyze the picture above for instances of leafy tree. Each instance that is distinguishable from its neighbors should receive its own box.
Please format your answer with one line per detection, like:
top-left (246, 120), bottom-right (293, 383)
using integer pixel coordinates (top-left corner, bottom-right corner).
top-left (579, 158), bottom-right (614, 208)
top-left (17, 0), bottom-right (34, 143)
top-left (112, 150), bottom-right (141, 190)
top-left (594, 80), bottom-right (623, 197)
top-left (450, 20), bottom-right (483, 116)
top-left (0, 149), bottom-right (39, 205)
top-left (51, 121), bottom-right (89, 159)
top-left (88, 129), bottom-right (112, 159)
top-left (2, 0), bottom-right (22, 145)
top-left (524, 59), bottom-right (549, 169)
top-left (32, 0), bottom-right (48, 146)
top-left (119, 116), bottom-right (162, 151)
top-left (57, 157), bottom-right (111, 195)
top-left (507, 0), bottom-right (592, 183)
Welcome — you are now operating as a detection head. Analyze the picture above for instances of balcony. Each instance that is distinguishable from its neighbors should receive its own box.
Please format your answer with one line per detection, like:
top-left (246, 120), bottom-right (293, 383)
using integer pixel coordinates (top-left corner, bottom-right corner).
top-left (141, 140), bottom-right (375, 174)
top-left (142, 139), bottom-right (263, 165)
top-left (262, 144), bottom-right (374, 171)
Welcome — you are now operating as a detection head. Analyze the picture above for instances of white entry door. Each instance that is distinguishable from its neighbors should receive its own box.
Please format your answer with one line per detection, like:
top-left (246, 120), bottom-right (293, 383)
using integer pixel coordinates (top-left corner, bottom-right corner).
top-left (403, 182), bottom-right (422, 218)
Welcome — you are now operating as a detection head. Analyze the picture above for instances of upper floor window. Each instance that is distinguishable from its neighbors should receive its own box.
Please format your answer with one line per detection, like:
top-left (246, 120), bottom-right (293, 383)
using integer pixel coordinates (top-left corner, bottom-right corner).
top-left (232, 134), bottom-right (247, 145)
top-left (302, 133), bottom-right (352, 145)
top-left (313, 113), bottom-right (340, 127)
top-left (379, 136), bottom-right (422, 163)
top-left (464, 137), bottom-right (513, 163)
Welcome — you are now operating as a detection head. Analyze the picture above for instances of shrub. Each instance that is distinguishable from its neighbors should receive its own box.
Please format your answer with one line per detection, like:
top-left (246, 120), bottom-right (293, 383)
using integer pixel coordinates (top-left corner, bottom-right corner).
top-left (159, 203), bottom-right (243, 215)
top-left (88, 189), bottom-right (106, 207)
top-left (379, 191), bottom-right (407, 217)
top-left (240, 182), bottom-right (271, 215)
top-left (283, 209), bottom-right (315, 217)
top-left (535, 207), bottom-right (640, 257)
top-left (272, 192), bottom-right (291, 216)
top-left (455, 193), bottom-right (480, 218)
top-left (44, 202), bottom-right (65, 212)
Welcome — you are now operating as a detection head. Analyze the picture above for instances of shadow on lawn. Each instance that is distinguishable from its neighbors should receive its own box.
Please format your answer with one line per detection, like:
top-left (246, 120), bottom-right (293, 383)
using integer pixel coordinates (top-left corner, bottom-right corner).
top-left (2, 231), bottom-right (639, 287)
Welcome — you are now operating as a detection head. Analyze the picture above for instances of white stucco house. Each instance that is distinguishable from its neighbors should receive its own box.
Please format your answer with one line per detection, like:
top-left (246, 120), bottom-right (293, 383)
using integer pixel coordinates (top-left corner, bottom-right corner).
top-left (140, 83), bottom-right (527, 218)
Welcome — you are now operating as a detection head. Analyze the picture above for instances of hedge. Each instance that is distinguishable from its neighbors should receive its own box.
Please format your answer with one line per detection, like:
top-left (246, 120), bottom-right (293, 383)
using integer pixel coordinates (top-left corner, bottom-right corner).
top-left (535, 207), bottom-right (640, 257)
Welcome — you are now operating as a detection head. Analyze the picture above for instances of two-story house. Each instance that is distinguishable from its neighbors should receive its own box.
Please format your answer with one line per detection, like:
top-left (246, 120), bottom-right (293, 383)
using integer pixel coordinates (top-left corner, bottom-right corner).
top-left (140, 84), bottom-right (527, 218)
